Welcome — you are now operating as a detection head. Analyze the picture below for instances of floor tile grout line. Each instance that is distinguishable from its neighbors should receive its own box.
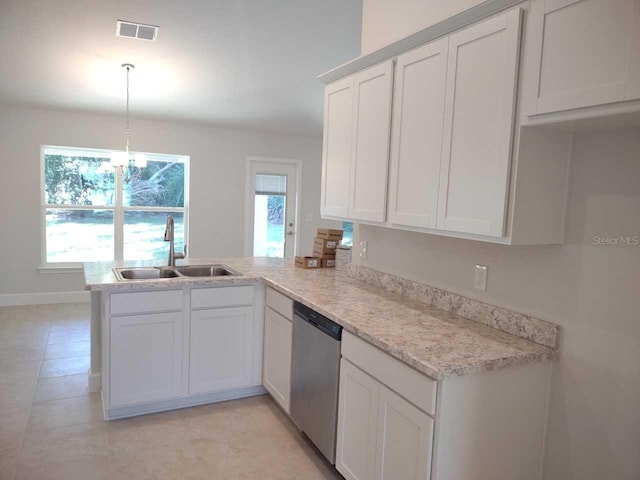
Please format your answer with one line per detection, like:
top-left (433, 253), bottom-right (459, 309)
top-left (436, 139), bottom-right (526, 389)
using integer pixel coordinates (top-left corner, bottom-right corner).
top-left (13, 319), bottom-right (53, 480)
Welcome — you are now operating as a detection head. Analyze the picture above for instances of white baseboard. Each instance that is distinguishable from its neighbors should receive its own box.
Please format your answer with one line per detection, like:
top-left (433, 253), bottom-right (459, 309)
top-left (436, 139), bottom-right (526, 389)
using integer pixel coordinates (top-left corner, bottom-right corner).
top-left (88, 370), bottom-right (101, 393)
top-left (0, 291), bottom-right (90, 307)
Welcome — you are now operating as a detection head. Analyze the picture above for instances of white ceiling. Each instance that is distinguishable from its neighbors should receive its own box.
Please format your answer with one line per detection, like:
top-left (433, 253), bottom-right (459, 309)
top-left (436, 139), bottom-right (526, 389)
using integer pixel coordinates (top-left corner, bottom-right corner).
top-left (0, 0), bottom-right (362, 136)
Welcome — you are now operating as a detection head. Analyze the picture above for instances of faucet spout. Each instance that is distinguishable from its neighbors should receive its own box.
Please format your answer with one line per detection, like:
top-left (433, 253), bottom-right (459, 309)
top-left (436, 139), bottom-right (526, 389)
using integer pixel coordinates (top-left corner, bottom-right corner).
top-left (163, 215), bottom-right (184, 266)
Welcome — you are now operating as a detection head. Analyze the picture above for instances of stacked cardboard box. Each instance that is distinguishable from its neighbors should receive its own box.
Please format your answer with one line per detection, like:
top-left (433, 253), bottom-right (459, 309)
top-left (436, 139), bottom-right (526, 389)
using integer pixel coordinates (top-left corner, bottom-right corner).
top-left (295, 228), bottom-right (343, 269)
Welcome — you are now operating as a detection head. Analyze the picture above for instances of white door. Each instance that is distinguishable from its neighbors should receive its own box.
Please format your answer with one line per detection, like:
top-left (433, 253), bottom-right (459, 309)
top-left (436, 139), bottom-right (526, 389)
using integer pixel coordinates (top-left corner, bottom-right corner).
top-left (527, 0), bottom-right (636, 114)
top-left (263, 306), bottom-right (293, 413)
top-left (321, 76), bottom-right (354, 219)
top-left (246, 158), bottom-right (300, 259)
top-left (375, 385), bottom-right (434, 480)
top-left (110, 311), bottom-right (183, 407)
top-left (336, 360), bottom-right (379, 480)
top-left (437, 9), bottom-right (522, 237)
top-left (189, 307), bottom-right (254, 395)
top-left (349, 60), bottom-right (394, 223)
top-left (388, 39), bottom-right (448, 229)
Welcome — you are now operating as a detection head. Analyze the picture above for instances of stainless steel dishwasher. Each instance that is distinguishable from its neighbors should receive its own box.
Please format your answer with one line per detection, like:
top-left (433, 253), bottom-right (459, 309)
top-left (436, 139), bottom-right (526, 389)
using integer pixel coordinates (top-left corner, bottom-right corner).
top-left (290, 301), bottom-right (342, 465)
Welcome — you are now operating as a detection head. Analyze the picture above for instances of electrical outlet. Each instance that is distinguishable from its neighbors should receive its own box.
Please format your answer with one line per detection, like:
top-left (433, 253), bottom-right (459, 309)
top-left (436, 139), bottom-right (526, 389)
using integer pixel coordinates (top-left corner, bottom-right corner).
top-left (474, 264), bottom-right (488, 291)
top-left (359, 240), bottom-right (368, 259)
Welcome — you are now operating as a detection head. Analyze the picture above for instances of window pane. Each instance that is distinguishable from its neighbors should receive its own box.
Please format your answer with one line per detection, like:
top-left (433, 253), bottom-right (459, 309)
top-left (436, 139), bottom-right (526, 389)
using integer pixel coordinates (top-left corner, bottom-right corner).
top-left (46, 209), bottom-right (114, 262)
top-left (342, 221), bottom-right (353, 247)
top-left (124, 211), bottom-right (184, 261)
top-left (123, 160), bottom-right (185, 208)
top-left (254, 193), bottom-right (285, 258)
top-left (44, 153), bottom-right (114, 206)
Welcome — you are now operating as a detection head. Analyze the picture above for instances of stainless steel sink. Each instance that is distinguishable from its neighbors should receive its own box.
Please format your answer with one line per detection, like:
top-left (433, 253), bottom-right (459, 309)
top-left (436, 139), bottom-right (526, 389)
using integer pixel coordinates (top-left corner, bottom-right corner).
top-left (113, 264), bottom-right (240, 281)
top-left (114, 267), bottom-right (180, 281)
top-left (174, 265), bottom-right (240, 277)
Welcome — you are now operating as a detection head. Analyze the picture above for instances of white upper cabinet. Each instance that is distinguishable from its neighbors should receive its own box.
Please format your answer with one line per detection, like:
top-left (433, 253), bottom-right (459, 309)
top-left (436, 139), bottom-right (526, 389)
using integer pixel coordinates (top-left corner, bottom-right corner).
top-left (387, 38), bottom-right (448, 229)
top-left (320, 5), bottom-right (573, 245)
top-left (349, 61), bottom-right (394, 223)
top-left (626, 1), bottom-right (640, 100)
top-left (321, 61), bottom-right (394, 223)
top-left (437, 9), bottom-right (522, 237)
top-left (321, 77), bottom-right (354, 218)
top-left (526, 0), bottom-right (639, 115)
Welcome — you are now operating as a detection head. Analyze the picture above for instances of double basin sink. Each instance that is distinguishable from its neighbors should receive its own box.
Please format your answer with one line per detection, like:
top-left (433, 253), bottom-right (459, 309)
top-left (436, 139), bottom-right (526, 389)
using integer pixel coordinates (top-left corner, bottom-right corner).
top-left (113, 264), bottom-right (241, 281)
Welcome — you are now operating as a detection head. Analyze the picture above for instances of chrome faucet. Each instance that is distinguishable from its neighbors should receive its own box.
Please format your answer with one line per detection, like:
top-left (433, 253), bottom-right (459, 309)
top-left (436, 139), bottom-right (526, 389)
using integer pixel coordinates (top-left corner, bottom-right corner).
top-left (164, 215), bottom-right (186, 267)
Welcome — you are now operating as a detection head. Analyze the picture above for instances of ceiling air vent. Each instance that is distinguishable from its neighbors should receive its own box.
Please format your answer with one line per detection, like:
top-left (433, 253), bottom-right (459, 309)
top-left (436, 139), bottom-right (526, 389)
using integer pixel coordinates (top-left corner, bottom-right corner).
top-left (116, 20), bottom-right (159, 41)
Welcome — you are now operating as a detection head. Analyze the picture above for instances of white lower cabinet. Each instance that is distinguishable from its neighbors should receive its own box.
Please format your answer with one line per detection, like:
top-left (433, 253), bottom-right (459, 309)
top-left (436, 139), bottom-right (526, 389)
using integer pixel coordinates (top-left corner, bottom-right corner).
top-left (110, 311), bottom-right (183, 407)
top-left (337, 359), bottom-right (433, 480)
top-left (189, 306), bottom-right (255, 395)
top-left (104, 285), bottom-right (262, 418)
top-left (263, 306), bottom-right (293, 413)
top-left (336, 359), bottom-right (380, 480)
top-left (375, 385), bottom-right (433, 480)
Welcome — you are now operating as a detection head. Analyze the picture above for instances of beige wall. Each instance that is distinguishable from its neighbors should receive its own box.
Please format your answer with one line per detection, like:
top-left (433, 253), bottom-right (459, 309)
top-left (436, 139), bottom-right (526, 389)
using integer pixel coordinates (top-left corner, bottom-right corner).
top-left (361, 0), bottom-right (484, 53)
top-left (360, 2), bottom-right (640, 479)
top-left (0, 104), bottom-right (337, 297)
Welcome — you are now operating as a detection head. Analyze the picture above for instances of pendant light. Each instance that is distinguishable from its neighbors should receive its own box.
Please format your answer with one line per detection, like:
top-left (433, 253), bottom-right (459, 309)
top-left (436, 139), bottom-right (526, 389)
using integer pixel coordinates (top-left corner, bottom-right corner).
top-left (111, 63), bottom-right (147, 180)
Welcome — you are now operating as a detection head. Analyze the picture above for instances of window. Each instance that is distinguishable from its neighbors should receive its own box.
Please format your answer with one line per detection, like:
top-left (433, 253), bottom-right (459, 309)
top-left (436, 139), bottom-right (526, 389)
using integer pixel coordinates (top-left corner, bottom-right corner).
top-left (342, 222), bottom-right (353, 247)
top-left (42, 146), bottom-right (189, 266)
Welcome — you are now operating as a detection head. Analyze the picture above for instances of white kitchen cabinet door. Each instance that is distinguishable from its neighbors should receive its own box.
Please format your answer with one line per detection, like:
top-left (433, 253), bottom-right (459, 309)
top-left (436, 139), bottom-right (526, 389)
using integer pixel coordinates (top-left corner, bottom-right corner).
top-left (110, 311), bottom-right (183, 407)
top-left (387, 39), bottom-right (448, 229)
top-left (349, 61), bottom-right (394, 223)
top-left (321, 77), bottom-right (354, 219)
top-left (375, 385), bottom-right (434, 480)
top-left (263, 306), bottom-right (292, 413)
top-left (437, 9), bottom-right (522, 237)
top-left (189, 307), bottom-right (255, 395)
top-left (626, 1), bottom-right (640, 100)
top-left (336, 360), bottom-right (379, 480)
top-left (527, 0), bottom-right (637, 114)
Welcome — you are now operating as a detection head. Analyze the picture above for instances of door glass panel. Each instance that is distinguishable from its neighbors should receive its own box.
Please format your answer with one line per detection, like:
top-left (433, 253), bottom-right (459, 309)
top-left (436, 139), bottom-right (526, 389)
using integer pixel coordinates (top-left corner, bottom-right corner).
top-left (124, 211), bottom-right (184, 261)
top-left (253, 174), bottom-right (287, 258)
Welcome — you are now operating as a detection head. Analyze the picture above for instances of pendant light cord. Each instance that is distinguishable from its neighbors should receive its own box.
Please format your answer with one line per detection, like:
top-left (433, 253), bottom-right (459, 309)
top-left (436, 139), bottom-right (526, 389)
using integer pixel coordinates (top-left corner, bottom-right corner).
top-left (125, 65), bottom-right (131, 154)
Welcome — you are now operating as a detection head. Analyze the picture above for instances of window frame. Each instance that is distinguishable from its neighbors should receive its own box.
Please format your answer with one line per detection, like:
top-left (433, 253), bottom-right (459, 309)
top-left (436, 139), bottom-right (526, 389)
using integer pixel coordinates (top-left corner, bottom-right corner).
top-left (40, 145), bottom-right (190, 269)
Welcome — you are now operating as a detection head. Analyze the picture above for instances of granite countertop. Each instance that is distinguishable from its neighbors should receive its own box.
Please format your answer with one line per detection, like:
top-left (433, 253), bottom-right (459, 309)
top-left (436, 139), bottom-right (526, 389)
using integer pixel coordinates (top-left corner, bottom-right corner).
top-left (84, 257), bottom-right (558, 380)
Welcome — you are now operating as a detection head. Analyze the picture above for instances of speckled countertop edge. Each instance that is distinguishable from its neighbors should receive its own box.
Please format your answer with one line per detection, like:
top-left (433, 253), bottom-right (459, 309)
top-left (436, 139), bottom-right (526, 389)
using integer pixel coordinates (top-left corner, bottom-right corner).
top-left (84, 257), bottom-right (558, 380)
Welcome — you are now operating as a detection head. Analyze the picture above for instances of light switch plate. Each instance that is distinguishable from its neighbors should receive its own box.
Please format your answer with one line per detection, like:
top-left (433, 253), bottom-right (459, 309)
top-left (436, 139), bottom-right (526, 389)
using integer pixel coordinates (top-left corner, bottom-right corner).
top-left (474, 264), bottom-right (488, 291)
top-left (360, 240), bottom-right (368, 259)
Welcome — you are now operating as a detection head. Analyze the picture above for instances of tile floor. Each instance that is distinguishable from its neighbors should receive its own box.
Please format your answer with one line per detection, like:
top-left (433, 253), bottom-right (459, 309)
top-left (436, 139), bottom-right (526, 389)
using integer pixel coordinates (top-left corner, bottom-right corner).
top-left (0, 303), bottom-right (342, 480)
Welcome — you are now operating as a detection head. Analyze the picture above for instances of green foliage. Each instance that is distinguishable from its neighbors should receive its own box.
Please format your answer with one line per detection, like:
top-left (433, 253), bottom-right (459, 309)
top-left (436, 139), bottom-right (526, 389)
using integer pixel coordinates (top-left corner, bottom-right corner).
top-left (44, 154), bottom-right (186, 208)
top-left (44, 155), bottom-right (113, 205)
top-left (125, 161), bottom-right (185, 207)
top-left (267, 195), bottom-right (285, 225)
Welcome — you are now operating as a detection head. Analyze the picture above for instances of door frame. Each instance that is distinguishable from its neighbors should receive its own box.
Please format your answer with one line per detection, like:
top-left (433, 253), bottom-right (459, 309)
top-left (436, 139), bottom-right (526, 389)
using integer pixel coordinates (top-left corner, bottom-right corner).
top-left (244, 155), bottom-right (303, 258)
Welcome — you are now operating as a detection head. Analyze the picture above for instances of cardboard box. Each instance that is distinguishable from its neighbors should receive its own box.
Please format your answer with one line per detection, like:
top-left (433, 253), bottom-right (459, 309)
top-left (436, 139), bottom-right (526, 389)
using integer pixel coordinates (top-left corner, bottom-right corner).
top-left (313, 237), bottom-right (338, 254)
top-left (312, 248), bottom-right (336, 259)
top-left (295, 256), bottom-right (321, 269)
top-left (316, 228), bottom-right (343, 241)
top-left (322, 258), bottom-right (336, 268)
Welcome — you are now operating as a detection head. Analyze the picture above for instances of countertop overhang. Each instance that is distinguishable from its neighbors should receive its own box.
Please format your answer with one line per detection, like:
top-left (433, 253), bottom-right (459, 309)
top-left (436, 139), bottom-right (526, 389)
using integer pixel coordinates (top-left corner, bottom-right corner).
top-left (84, 257), bottom-right (558, 380)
